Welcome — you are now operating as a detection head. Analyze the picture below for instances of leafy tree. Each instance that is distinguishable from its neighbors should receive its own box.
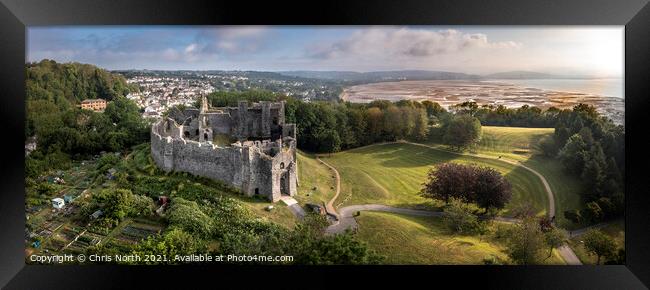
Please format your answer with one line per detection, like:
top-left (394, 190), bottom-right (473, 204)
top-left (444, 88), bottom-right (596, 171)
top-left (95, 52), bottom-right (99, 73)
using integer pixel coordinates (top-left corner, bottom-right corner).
top-left (559, 134), bottom-right (588, 175)
top-left (563, 209), bottom-right (583, 224)
top-left (287, 214), bottom-right (383, 265)
top-left (421, 163), bottom-right (475, 204)
top-left (538, 135), bottom-right (558, 157)
top-left (605, 248), bottom-right (625, 265)
top-left (442, 114), bottom-right (482, 149)
top-left (473, 167), bottom-right (512, 212)
top-left (421, 100), bottom-right (446, 118)
top-left (93, 188), bottom-right (134, 221)
top-left (583, 201), bottom-right (603, 223)
top-left (582, 229), bottom-right (616, 264)
top-left (131, 194), bottom-right (156, 217)
top-left (507, 217), bottom-right (546, 265)
top-left (544, 227), bottom-right (568, 258)
top-left (131, 228), bottom-right (207, 264)
top-left (316, 129), bottom-right (342, 154)
top-left (421, 163), bottom-right (512, 211)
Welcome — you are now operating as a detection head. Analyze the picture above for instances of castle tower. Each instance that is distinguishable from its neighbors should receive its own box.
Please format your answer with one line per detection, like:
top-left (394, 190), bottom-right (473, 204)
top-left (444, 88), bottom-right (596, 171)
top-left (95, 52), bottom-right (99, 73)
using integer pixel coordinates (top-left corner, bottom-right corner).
top-left (261, 101), bottom-right (271, 137)
top-left (237, 101), bottom-right (248, 139)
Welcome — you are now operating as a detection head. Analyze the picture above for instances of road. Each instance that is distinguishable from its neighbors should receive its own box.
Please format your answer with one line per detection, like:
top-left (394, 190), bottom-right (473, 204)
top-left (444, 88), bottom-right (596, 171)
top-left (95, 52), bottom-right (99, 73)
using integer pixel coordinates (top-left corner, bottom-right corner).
top-left (305, 141), bottom-right (582, 264)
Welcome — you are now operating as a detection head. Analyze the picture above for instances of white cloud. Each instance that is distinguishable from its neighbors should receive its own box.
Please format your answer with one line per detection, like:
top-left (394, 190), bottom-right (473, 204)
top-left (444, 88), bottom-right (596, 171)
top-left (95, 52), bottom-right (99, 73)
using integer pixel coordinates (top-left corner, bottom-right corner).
top-left (308, 28), bottom-right (521, 60)
top-left (184, 43), bottom-right (198, 54)
top-left (194, 26), bottom-right (269, 54)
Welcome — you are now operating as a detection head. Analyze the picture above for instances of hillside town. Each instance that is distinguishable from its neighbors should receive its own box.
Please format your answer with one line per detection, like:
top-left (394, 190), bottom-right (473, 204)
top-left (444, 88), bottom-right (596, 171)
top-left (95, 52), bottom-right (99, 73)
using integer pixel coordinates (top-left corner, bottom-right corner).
top-left (125, 76), bottom-right (215, 119)
top-left (121, 70), bottom-right (344, 119)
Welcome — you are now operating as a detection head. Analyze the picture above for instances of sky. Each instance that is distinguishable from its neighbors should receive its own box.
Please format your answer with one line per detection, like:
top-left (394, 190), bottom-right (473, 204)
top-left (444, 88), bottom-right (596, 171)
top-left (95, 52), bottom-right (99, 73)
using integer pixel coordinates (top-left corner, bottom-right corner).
top-left (27, 26), bottom-right (624, 77)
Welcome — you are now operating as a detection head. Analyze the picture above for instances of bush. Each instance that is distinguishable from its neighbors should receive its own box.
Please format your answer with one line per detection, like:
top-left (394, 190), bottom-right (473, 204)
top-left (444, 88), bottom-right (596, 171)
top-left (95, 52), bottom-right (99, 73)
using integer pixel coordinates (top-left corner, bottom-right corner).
top-left (166, 198), bottom-right (215, 239)
top-left (538, 135), bottom-right (558, 157)
top-left (583, 201), bottom-right (603, 223)
top-left (564, 209), bottom-right (582, 224)
top-left (442, 199), bottom-right (487, 235)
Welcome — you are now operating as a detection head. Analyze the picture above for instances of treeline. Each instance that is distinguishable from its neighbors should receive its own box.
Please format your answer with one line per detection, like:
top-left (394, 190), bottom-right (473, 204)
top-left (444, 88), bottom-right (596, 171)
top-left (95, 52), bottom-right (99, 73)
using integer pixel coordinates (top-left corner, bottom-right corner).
top-left (450, 102), bottom-right (563, 128)
top-left (25, 60), bottom-right (148, 178)
top-left (538, 104), bottom-right (625, 224)
top-left (205, 91), bottom-right (439, 153)
top-left (26, 59), bottom-right (137, 106)
top-left (285, 99), bottom-right (437, 153)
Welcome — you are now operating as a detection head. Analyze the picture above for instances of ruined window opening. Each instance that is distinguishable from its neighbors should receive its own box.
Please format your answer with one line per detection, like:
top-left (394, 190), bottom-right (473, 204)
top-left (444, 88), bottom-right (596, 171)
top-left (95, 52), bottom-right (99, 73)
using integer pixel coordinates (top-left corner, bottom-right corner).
top-left (184, 131), bottom-right (190, 138)
top-left (204, 133), bottom-right (208, 140)
top-left (254, 188), bottom-right (259, 195)
top-left (280, 162), bottom-right (285, 169)
top-left (273, 117), bottom-right (278, 125)
top-left (195, 129), bottom-right (199, 135)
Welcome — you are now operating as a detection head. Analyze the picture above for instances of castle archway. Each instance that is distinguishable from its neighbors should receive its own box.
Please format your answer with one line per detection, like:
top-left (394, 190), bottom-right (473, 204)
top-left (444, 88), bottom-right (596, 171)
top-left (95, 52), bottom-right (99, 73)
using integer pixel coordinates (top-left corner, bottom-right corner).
top-left (280, 172), bottom-right (290, 196)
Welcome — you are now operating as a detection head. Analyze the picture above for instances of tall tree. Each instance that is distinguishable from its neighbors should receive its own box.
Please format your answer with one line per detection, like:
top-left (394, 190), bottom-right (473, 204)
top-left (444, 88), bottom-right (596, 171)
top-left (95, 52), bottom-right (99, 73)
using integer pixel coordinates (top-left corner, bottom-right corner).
top-left (507, 217), bottom-right (545, 265)
top-left (442, 114), bottom-right (482, 149)
top-left (582, 229), bottom-right (616, 264)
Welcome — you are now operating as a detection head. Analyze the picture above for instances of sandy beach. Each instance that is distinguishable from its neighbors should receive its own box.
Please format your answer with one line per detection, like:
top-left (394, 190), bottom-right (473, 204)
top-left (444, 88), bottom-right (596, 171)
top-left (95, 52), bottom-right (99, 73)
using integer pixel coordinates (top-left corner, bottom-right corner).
top-left (341, 80), bottom-right (624, 125)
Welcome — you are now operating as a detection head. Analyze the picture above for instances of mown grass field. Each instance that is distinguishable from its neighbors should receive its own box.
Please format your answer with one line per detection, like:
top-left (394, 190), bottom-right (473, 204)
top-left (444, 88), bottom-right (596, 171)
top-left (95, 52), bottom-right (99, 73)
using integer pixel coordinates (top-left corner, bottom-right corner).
top-left (427, 126), bottom-right (584, 228)
top-left (355, 211), bottom-right (565, 265)
top-left (321, 142), bottom-right (549, 217)
top-left (295, 151), bottom-right (337, 206)
top-left (475, 126), bottom-right (553, 160)
top-left (568, 219), bottom-right (625, 264)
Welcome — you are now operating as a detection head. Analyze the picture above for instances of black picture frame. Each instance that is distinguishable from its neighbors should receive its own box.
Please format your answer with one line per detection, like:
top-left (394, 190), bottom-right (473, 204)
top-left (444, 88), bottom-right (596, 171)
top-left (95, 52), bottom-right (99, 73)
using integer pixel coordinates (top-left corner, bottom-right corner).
top-left (1, 0), bottom-right (649, 289)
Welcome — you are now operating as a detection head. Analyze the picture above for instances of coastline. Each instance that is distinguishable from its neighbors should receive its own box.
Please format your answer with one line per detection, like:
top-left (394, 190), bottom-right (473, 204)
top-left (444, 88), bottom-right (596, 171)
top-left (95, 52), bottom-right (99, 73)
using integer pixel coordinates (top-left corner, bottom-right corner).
top-left (339, 79), bottom-right (624, 125)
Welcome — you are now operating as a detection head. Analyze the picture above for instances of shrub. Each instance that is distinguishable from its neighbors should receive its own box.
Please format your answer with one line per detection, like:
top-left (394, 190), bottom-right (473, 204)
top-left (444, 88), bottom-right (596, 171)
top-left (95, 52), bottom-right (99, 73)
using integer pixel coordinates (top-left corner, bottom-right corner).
top-left (442, 199), bottom-right (488, 235)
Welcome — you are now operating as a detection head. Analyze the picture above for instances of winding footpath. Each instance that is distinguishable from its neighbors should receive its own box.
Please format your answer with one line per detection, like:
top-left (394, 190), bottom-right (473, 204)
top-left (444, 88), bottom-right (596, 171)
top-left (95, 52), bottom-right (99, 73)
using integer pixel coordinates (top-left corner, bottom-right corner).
top-left (310, 142), bottom-right (582, 265)
top-left (317, 157), bottom-right (341, 220)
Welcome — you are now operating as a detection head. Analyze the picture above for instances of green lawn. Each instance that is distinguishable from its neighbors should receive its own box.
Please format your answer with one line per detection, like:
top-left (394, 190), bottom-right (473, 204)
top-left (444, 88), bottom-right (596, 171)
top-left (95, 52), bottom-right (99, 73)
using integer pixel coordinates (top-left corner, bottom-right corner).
top-left (568, 219), bottom-right (625, 265)
top-left (522, 156), bottom-right (584, 228)
top-left (355, 211), bottom-right (565, 265)
top-left (246, 201), bottom-right (297, 229)
top-left (427, 126), bottom-right (584, 228)
top-left (475, 126), bottom-right (554, 161)
top-left (474, 127), bottom-right (584, 226)
top-left (295, 151), bottom-right (337, 206)
top-left (321, 142), bottom-right (549, 217)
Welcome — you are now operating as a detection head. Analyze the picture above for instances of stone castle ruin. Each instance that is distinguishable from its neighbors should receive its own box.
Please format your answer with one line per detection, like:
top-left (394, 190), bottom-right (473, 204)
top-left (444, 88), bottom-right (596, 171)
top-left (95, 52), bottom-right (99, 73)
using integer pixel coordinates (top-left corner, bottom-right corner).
top-left (151, 96), bottom-right (297, 202)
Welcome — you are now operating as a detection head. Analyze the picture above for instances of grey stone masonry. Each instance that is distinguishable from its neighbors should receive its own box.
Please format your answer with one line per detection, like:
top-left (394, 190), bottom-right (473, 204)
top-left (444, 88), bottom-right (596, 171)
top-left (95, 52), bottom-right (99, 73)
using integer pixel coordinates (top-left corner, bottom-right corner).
top-left (151, 96), bottom-right (298, 202)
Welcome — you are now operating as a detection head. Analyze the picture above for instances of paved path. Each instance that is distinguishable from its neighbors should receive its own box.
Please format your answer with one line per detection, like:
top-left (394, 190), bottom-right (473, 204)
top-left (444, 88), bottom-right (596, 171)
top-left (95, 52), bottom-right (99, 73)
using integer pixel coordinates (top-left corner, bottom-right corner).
top-left (400, 141), bottom-right (555, 218)
top-left (400, 141), bottom-right (582, 265)
top-left (568, 220), bottom-right (617, 238)
top-left (298, 141), bottom-right (581, 264)
top-left (317, 157), bottom-right (341, 220)
top-left (325, 204), bottom-right (521, 235)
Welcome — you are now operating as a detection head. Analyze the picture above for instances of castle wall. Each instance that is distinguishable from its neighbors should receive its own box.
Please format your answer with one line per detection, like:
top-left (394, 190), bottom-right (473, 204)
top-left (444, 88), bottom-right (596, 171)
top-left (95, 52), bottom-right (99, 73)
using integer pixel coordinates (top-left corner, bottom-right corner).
top-left (151, 99), bottom-right (297, 202)
top-left (205, 112), bottom-right (233, 135)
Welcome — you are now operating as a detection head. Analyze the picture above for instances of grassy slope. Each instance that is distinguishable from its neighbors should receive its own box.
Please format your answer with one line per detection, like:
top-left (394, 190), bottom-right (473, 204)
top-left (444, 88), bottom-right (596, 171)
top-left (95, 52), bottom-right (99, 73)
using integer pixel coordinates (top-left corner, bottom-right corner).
top-left (295, 151), bottom-right (337, 206)
top-left (476, 126), bottom-right (554, 161)
top-left (568, 219), bottom-right (625, 264)
top-left (126, 144), bottom-right (297, 229)
top-left (355, 211), bottom-right (565, 265)
top-left (427, 126), bottom-right (584, 228)
top-left (322, 142), bottom-right (548, 217)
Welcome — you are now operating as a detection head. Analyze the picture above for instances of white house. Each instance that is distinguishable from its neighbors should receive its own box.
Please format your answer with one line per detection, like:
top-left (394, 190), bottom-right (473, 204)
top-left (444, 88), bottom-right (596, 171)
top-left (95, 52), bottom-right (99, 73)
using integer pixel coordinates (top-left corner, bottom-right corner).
top-left (51, 198), bottom-right (65, 209)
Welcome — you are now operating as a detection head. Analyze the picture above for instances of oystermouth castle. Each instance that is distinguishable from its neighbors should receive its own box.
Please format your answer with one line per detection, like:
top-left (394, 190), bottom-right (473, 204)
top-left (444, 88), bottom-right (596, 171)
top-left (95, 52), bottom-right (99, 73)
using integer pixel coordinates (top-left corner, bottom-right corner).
top-left (151, 96), bottom-right (297, 202)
